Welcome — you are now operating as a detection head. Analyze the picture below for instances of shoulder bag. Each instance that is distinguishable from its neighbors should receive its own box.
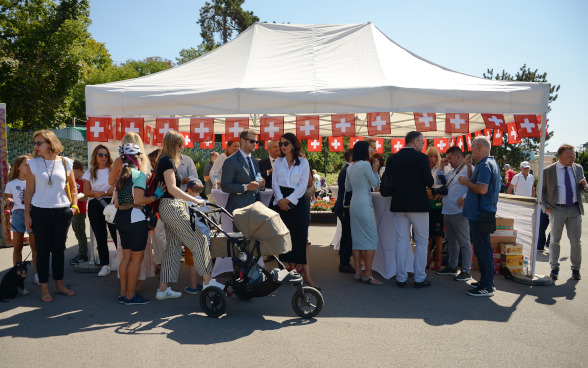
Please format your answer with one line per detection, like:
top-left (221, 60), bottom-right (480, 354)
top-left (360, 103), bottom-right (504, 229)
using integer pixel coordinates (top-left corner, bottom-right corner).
top-left (61, 157), bottom-right (73, 204)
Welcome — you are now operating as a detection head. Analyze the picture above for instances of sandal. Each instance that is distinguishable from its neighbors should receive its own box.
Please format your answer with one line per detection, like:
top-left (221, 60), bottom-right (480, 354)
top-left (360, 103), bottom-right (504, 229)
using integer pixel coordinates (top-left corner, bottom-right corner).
top-left (41, 292), bottom-right (53, 303)
top-left (354, 274), bottom-right (363, 282)
top-left (55, 288), bottom-right (75, 296)
top-left (362, 276), bottom-right (384, 286)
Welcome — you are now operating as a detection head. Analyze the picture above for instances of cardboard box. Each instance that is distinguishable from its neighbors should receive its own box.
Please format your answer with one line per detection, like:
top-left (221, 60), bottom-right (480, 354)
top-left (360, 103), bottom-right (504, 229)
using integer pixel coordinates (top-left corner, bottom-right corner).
top-left (496, 217), bottom-right (515, 229)
top-left (501, 254), bottom-right (524, 267)
top-left (506, 265), bottom-right (523, 274)
top-left (491, 235), bottom-right (517, 251)
top-left (501, 243), bottom-right (523, 255)
top-left (493, 229), bottom-right (518, 237)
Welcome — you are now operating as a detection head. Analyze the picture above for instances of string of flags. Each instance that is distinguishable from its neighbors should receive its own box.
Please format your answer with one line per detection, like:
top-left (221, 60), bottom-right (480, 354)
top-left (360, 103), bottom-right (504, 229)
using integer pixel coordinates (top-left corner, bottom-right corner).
top-left (86, 113), bottom-right (546, 152)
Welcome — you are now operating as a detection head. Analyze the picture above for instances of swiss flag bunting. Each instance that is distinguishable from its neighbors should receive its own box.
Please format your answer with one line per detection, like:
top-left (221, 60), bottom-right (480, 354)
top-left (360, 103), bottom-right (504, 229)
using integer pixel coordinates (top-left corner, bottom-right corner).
top-left (481, 114), bottom-right (507, 132)
top-left (222, 134), bottom-right (228, 149)
top-left (350, 137), bottom-right (364, 148)
top-left (390, 138), bottom-right (405, 153)
top-left (507, 123), bottom-right (522, 144)
top-left (474, 130), bottom-right (482, 137)
top-left (456, 136), bottom-right (465, 151)
top-left (200, 138), bottom-right (215, 149)
top-left (260, 116), bottom-right (284, 141)
top-left (445, 113), bottom-right (469, 134)
top-left (374, 137), bottom-right (384, 154)
top-left (331, 114), bottom-right (355, 137)
top-left (483, 129), bottom-right (492, 140)
top-left (536, 115), bottom-right (549, 138)
top-left (180, 132), bottom-right (193, 148)
top-left (296, 116), bottom-right (320, 139)
top-left (155, 118), bottom-right (179, 145)
top-left (307, 138), bottom-right (322, 152)
top-left (226, 118), bottom-right (248, 141)
top-left (86, 117), bottom-right (110, 142)
top-left (328, 136), bottom-right (344, 152)
top-left (106, 118), bottom-right (113, 139)
top-left (367, 112), bottom-right (391, 136)
top-left (449, 137), bottom-right (456, 148)
top-left (421, 138), bottom-right (428, 153)
top-left (414, 113), bottom-right (437, 132)
top-left (514, 115), bottom-right (540, 138)
top-left (115, 118), bottom-right (122, 140)
top-left (121, 118), bottom-right (145, 141)
top-left (492, 129), bottom-right (503, 146)
top-left (465, 134), bottom-right (472, 151)
top-left (434, 138), bottom-right (449, 153)
top-left (144, 125), bottom-right (152, 145)
top-left (190, 118), bottom-right (214, 142)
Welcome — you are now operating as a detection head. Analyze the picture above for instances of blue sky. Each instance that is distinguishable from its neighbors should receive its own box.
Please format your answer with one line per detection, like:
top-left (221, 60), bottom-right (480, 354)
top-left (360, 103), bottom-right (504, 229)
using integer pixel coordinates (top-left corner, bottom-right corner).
top-left (88, 0), bottom-right (588, 151)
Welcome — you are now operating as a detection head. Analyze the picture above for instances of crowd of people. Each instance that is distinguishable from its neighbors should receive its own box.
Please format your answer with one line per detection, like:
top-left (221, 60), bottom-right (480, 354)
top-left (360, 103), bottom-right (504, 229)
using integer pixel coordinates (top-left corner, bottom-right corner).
top-left (3, 128), bottom-right (586, 304)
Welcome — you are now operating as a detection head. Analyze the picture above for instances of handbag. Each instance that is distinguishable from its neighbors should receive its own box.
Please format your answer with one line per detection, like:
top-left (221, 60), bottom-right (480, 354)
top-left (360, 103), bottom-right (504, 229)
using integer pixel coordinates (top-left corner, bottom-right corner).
top-left (142, 205), bottom-right (158, 230)
top-left (61, 157), bottom-right (72, 204)
top-left (477, 211), bottom-right (496, 233)
top-left (103, 195), bottom-right (117, 224)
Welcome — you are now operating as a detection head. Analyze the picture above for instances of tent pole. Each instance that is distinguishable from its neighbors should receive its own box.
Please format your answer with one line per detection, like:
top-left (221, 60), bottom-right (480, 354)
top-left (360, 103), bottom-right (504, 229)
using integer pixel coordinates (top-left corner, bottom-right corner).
top-left (530, 111), bottom-right (548, 277)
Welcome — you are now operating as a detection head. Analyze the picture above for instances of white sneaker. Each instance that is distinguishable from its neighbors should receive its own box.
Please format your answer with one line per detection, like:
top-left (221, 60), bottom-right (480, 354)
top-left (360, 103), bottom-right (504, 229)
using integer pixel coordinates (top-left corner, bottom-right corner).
top-left (97, 265), bottom-right (110, 277)
top-left (203, 279), bottom-right (225, 290)
top-left (156, 287), bottom-right (182, 300)
top-left (34, 274), bottom-right (40, 285)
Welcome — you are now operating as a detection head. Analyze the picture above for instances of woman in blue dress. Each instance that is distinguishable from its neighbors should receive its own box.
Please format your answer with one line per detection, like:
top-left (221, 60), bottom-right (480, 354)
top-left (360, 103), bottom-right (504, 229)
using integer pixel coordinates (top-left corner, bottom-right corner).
top-left (345, 141), bottom-right (383, 285)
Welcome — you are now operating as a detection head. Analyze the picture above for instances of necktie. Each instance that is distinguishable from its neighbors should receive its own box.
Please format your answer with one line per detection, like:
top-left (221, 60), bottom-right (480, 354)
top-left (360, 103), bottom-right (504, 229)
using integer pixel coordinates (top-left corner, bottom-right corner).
top-left (247, 156), bottom-right (256, 182)
top-left (564, 166), bottom-right (574, 207)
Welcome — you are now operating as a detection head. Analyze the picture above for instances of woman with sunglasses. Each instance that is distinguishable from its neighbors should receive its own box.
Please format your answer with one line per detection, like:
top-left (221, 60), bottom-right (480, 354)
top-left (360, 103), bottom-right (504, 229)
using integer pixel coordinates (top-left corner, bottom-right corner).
top-left (82, 145), bottom-right (117, 277)
top-left (25, 130), bottom-right (78, 302)
top-left (272, 133), bottom-right (319, 289)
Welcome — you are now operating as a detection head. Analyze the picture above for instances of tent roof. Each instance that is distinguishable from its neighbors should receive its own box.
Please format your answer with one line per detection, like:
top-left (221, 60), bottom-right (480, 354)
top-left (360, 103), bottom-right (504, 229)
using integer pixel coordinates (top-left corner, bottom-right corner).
top-left (85, 23), bottom-right (550, 137)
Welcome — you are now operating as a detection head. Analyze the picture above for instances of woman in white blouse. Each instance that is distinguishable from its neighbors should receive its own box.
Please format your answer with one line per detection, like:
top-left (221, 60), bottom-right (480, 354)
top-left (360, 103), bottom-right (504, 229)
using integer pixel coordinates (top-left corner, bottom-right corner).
top-left (272, 133), bottom-right (319, 289)
top-left (83, 144), bottom-right (117, 277)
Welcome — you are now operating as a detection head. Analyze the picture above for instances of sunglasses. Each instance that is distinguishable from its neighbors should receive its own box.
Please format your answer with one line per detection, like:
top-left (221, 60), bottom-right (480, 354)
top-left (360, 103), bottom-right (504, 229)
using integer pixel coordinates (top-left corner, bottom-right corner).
top-left (278, 141), bottom-right (291, 147)
top-left (247, 139), bottom-right (259, 144)
top-left (33, 141), bottom-right (47, 146)
top-left (97, 153), bottom-right (110, 158)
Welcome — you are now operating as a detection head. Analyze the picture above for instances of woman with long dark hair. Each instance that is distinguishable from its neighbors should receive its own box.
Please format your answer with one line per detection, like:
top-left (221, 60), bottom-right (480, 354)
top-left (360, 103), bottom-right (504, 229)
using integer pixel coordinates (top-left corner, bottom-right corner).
top-left (272, 133), bottom-right (319, 289)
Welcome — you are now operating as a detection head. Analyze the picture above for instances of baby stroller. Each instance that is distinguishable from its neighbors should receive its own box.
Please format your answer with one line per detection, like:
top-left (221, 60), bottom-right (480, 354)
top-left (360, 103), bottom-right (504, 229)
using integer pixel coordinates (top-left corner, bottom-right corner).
top-left (192, 202), bottom-right (324, 319)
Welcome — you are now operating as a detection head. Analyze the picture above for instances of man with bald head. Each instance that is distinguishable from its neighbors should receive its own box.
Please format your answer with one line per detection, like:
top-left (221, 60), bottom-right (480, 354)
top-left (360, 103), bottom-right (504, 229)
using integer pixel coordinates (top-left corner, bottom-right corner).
top-left (459, 137), bottom-right (501, 297)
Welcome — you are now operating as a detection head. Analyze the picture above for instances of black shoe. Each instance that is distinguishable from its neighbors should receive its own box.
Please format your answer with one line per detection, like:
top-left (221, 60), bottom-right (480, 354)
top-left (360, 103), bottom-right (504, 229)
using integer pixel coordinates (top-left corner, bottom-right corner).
top-left (470, 282), bottom-right (496, 291)
top-left (467, 287), bottom-right (494, 297)
top-left (436, 267), bottom-right (458, 276)
top-left (339, 264), bottom-right (356, 274)
top-left (572, 269), bottom-right (581, 280)
top-left (395, 280), bottom-right (407, 288)
top-left (550, 268), bottom-right (559, 280)
top-left (70, 254), bottom-right (88, 265)
top-left (414, 279), bottom-right (431, 288)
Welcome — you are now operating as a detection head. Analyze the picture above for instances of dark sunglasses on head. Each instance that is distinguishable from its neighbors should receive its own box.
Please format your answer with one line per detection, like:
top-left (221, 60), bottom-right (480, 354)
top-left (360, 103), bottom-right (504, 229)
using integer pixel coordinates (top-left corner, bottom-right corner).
top-left (33, 141), bottom-right (47, 146)
top-left (97, 153), bottom-right (110, 158)
top-left (278, 141), bottom-right (290, 147)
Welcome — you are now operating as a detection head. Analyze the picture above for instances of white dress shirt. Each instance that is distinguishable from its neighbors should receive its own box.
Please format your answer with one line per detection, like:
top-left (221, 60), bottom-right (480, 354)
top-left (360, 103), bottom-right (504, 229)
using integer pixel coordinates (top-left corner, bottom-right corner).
top-left (272, 156), bottom-right (310, 206)
top-left (556, 161), bottom-right (578, 204)
top-left (239, 148), bottom-right (257, 178)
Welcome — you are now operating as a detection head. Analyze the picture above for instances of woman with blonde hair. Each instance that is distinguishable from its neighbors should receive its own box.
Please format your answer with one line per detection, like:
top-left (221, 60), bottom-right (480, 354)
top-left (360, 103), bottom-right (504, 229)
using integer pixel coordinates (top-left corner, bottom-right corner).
top-left (25, 130), bottom-right (78, 302)
top-left (426, 145), bottom-right (445, 270)
top-left (155, 131), bottom-right (223, 300)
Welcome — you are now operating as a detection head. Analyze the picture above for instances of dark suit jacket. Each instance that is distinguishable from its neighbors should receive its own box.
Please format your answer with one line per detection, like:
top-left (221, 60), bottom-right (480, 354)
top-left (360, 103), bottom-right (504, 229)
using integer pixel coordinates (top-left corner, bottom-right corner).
top-left (259, 157), bottom-right (275, 189)
top-left (333, 163), bottom-right (349, 217)
top-left (221, 152), bottom-right (261, 214)
top-left (385, 147), bottom-right (434, 212)
top-left (541, 162), bottom-right (587, 215)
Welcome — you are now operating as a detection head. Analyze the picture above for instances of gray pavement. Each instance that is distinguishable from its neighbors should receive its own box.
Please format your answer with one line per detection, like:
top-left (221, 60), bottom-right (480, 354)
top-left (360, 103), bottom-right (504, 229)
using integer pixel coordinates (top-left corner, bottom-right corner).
top-left (1, 218), bottom-right (587, 367)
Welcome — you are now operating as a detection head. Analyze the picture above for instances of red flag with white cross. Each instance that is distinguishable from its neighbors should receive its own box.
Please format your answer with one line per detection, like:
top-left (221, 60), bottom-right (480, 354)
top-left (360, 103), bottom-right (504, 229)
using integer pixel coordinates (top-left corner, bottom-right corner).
top-left (307, 138), bottom-right (322, 152)
top-left (367, 112), bottom-right (391, 136)
top-left (86, 117), bottom-right (110, 142)
top-left (474, 130), bottom-right (482, 137)
top-left (296, 116), bottom-right (320, 139)
top-left (115, 118), bottom-right (122, 140)
top-left (390, 138), bottom-right (405, 153)
top-left (465, 134), bottom-right (473, 151)
top-left (190, 118), bottom-right (214, 143)
top-left (413, 113), bottom-right (437, 132)
top-left (445, 113), bottom-right (469, 134)
top-left (421, 138), bottom-right (427, 153)
top-left (180, 132), bottom-right (193, 148)
top-left (492, 129), bottom-right (503, 146)
top-left (483, 129), bottom-right (492, 140)
top-left (155, 118), bottom-right (179, 145)
top-left (449, 137), bottom-right (456, 148)
top-left (144, 125), bottom-right (152, 145)
top-left (374, 137), bottom-right (384, 154)
top-left (200, 138), bottom-right (215, 149)
top-left (121, 118), bottom-right (145, 141)
top-left (331, 114), bottom-right (355, 137)
top-left (350, 136), bottom-right (364, 148)
top-left (225, 118), bottom-right (248, 142)
top-left (507, 123), bottom-right (522, 144)
top-left (434, 138), bottom-right (449, 153)
top-left (260, 116), bottom-right (284, 141)
top-left (514, 115), bottom-right (540, 138)
top-left (328, 136), bottom-right (343, 152)
top-left (481, 113), bottom-right (507, 133)
top-left (456, 136), bottom-right (465, 151)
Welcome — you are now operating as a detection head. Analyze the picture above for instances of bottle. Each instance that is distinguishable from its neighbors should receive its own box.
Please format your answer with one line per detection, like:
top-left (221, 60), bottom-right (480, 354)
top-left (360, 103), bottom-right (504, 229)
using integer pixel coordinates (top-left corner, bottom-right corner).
top-left (211, 170), bottom-right (218, 190)
top-left (256, 172), bottom-right (264, 191)
top-left (523, 256), bottom-right (530, 275)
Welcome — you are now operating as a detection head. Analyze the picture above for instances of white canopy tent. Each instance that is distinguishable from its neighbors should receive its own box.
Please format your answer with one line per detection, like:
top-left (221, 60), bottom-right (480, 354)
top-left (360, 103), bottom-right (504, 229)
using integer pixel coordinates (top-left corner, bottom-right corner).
top-left (85, 22), bottom-right (551, 278)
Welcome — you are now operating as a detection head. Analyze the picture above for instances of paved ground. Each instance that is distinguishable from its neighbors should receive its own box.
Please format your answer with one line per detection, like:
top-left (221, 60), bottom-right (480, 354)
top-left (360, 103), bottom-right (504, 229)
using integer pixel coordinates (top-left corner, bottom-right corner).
top-left (0, 218), bottom-right (587, 367)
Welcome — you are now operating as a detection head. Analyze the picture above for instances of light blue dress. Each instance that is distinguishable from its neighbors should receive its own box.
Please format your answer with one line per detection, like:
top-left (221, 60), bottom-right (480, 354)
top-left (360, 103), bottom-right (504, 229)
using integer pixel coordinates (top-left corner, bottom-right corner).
top-left (345, 161), bottom-right (380, 250)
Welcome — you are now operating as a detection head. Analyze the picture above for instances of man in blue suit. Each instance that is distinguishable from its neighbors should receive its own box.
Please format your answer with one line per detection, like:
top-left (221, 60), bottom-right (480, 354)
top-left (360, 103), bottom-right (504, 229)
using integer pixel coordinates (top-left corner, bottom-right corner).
top-left (221, 129), bottom-right (264, 217)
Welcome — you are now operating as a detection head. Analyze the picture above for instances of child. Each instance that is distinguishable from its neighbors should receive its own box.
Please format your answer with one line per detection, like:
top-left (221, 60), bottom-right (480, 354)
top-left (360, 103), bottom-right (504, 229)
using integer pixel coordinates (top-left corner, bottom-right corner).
top-left (4, 154), bottom-right (38, 284)
top-left (184, 178), bottom-right (210, 294)
top-left (70, 160), bottom-right (89, 265)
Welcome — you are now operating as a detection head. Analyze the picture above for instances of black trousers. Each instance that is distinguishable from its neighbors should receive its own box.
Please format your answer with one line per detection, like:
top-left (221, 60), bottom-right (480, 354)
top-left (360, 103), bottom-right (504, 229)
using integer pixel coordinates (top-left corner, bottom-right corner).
top-left (338, 208), bottom-right (353, 266)
top-left (274, 187), bottom-right (309, 265)
top-left (88, 199), bottom-right (118, 266)
top-left (30, 206), bottom-right (73, 283)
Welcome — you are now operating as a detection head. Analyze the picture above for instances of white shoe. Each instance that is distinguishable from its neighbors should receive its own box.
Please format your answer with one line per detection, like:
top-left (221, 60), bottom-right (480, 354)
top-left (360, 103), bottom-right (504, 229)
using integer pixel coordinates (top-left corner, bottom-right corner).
top-left (34, 274), bottom-right (40, 285)
top-left (203, 279), bottom-right (225, 290)
top-left (156, 287), bottom-right (182, 300)
top-left (97, 265), bottom-right (111, 277)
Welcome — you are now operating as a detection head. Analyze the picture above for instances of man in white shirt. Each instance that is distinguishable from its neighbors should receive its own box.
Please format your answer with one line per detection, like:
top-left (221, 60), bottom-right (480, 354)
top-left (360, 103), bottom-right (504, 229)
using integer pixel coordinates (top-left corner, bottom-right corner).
top-left (507, 161), bottom-right (535, 197)
top-left (178, 154), bottom-right (198, 192)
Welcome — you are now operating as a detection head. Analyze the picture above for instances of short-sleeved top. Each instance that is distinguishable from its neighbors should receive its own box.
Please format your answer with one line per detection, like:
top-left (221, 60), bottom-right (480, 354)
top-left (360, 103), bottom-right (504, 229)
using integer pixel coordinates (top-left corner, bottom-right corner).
top-left (462, 156), bottom-right (501, 221)
top-left (5, 179), bottom-right (26, 211)
top-left (117, 168), bottom-right (147, 223)
top-left (82, 168), bottom-right (112, 202)
top-left (156, 156), bottom-right (181, 199)
top-left (504, 169), bottom-right (516, 185)
top-left (75, 179), bottom-right (87, 214)
top-left (28, 157), bottom-right (73, 208)
top-left (510, 172), bottom-right (534, 197)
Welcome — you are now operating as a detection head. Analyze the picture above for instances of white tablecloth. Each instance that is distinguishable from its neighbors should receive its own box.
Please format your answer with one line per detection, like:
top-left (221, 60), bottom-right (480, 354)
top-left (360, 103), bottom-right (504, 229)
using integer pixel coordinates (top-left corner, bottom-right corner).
top-left (371, 193), bottom-right (415, 279)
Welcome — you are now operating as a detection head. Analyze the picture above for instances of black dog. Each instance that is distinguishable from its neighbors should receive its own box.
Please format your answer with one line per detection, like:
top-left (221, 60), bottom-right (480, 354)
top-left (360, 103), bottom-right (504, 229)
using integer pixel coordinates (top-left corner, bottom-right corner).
top-left (0, 261), bottom-right (30, 302)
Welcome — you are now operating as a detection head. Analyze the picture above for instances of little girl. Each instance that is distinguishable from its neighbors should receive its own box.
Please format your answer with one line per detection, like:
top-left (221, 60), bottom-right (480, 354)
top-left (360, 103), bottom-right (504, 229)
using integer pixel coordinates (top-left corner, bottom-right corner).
top-left (4, 154), bottom-right (38, 284)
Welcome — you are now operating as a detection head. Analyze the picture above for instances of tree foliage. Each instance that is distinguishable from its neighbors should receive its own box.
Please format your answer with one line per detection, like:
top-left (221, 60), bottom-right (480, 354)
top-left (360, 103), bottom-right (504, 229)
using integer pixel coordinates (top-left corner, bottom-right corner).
top-left (482, 64), bottom-right (560, 170)
top-left (0, 0), bottom-right (92, 130)
top-left (198, 0), bottom-right (258, 51)
top-left (176, 44), bottom-right (210, 65)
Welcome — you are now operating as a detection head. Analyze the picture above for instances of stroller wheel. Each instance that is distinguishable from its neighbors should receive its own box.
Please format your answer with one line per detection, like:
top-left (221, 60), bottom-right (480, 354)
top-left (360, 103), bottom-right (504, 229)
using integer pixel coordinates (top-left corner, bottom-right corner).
top-left (291, 286), bottom-right (324, 318)
top-left (199, 287), bottom-right (228, 318)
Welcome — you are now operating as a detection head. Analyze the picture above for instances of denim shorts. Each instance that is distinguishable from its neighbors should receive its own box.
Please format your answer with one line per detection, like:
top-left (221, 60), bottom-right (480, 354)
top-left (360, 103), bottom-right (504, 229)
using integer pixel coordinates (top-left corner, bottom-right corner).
top-left (10, 209), bottom-right (32, 234)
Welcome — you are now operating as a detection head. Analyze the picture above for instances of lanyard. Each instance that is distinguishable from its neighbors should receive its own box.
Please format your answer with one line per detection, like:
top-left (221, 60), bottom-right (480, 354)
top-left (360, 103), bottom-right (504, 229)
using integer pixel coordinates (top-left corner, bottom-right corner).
top-left (445, 163), bottom-right (466, 187)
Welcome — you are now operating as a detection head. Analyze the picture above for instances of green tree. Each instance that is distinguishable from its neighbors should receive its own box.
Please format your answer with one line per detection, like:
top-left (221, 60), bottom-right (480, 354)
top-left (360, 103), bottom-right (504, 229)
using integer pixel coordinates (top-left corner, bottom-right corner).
top-left (483, 64), bottom-right (560, 169)
top-left (198, 0), bottom-right (259, 51)
top-left (176, 44), bottom-right (210, 65)
top-left (0, 0), bottom-right (92, 130)
top-left (123, 56), bottom-right (172, 76)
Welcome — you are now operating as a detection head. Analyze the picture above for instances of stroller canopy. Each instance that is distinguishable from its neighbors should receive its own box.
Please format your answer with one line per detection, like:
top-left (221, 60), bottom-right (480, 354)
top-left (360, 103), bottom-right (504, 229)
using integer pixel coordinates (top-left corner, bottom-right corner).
top-left (233, 202), bottom-right (292, 255)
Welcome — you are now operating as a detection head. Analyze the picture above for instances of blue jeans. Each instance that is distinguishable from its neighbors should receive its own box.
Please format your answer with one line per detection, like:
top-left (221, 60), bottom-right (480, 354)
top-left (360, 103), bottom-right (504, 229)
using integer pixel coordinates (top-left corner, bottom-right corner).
top-left (469, 220), bottom-right (494, 290)
top-left (537, 211), bottom-right (551, 250)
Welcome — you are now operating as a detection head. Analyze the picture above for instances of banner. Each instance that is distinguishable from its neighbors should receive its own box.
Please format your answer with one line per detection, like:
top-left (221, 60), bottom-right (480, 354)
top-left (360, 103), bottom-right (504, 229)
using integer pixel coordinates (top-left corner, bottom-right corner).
top-left (514, 115), bottom-right (540, 138)
top-left (328, 136), bottom-right (344, 152)
top-left (367, 112), bottom-right (391, 136)
top-left (492, 129), bottom-right (503, 146)
top-left (307, 138), bottom-right (322, 152)
top-left (481, 113), bottom-right (507, 132)
top-left (414, 113), bottom-right (437, 132)
top-left (121, 118), bottom-right (145, 141)
top-left (190, 118), bottom-right (214, 142)
top-left (296, 115), bottom-right (319, 139)
top-left (445, 113), bottom-right (469, 134)
top-left (86, 117), bottom-right (110, 142)
top-left (225, 118), bottom-right (248, 141)
top-left (374, 137), bottom-right (384, 154)
top-left (507, 123), bottom-right (522, 144)
top-left (180, 132), bottom-right (193, 148)
top-left (434, 138), bottom-right (449, 153)
top-left (144, 125), bottom-right (152, 145)
top-left (350, 136), bottom-right (364, 148)
top-left (331, 114), bottom-right (355, 136)
top-left (260, 116), bottom-right (284, 141)
top-left (390, 138), bottom-right (405, 153)
top-left (155, 118), bottom-right (179, 145)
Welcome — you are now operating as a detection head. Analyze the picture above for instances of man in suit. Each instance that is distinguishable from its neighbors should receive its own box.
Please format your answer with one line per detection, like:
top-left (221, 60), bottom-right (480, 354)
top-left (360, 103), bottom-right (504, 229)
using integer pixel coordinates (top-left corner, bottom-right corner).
top-left (221, 129), bottom-right (264, 217)
top-left (385, 131), bottom-right (434, 288)
top-left (541, 144), bottom-right (588, 281)
top-left (333, 148), bottom-right (355, 274)
top-left (259, 140), bottom-right (280, 189)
